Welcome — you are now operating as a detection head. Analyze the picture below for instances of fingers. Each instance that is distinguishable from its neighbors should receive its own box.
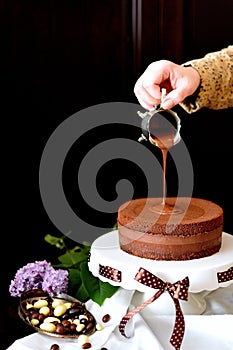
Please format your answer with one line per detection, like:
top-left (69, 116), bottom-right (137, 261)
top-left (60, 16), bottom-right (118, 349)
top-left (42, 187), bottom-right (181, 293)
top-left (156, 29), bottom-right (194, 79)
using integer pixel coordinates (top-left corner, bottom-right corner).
top-left (161, 67), bottom-right (201, 109)
top-left (134, 77), bottom-right (161, 110)
top-left (133, 60), bottom-right (201, 111)
top-left (134, 61), bottom-right (170, 110)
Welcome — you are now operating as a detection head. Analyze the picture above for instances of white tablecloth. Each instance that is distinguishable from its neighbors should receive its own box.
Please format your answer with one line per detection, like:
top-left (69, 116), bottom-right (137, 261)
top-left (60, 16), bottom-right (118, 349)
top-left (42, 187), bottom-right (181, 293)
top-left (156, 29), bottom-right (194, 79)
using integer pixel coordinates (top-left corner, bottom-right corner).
top-left (6, 285), bottom-right (233, 350)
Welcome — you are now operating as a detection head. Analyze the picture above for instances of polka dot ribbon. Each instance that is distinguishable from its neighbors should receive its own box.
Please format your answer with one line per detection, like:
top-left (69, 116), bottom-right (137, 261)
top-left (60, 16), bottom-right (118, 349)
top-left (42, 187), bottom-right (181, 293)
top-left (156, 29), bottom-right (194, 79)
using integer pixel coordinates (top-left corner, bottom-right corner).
top-left (119, 268), bottom-right (189, 350)
top-left (99, 264), bottom-right (122, 282)
top-left (217, 266), bottom-right (233, 283)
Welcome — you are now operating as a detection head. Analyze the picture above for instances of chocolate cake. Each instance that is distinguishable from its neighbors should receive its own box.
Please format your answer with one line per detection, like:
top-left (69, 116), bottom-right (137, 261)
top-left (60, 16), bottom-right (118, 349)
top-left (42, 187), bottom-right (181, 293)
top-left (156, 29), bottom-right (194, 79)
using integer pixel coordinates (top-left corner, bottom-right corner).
top-left (117, 197), bottom-right (223, 260)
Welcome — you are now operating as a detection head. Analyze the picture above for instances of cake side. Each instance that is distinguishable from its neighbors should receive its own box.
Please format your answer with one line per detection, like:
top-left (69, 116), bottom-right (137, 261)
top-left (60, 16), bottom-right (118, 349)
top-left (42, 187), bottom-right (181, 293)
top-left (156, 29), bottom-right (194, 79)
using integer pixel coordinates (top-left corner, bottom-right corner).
top-left (118, 225), bottom-right (222, 260)
top-left (117, 197), bottom-right (223, 261)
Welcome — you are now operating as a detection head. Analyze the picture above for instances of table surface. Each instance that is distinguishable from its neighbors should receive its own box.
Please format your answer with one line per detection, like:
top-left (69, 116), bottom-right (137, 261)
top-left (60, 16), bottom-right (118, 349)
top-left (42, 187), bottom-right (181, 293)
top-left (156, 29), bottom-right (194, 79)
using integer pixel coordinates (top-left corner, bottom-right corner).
top-left (5, 284), bottom-right (233, 350)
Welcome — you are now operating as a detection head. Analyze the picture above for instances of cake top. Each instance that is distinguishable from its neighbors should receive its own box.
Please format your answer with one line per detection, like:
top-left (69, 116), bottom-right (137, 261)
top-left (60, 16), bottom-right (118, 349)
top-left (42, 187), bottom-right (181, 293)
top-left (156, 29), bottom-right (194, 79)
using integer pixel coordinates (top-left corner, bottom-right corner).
top-left (117, 197), bottom-right (223, 235)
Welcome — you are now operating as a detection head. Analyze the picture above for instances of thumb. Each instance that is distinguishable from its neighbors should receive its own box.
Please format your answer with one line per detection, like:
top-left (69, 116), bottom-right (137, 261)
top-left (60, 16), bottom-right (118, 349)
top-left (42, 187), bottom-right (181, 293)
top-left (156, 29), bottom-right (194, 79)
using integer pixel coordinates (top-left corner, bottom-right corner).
top-left (161, 88), bottom-right (186, 110)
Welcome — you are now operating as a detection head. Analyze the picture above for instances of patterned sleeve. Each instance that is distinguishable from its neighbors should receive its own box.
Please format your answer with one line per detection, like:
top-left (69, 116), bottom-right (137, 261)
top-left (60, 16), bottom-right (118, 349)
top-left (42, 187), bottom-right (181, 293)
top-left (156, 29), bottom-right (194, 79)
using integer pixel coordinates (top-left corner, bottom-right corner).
top-left (179, 45), bottom-right (233, 113)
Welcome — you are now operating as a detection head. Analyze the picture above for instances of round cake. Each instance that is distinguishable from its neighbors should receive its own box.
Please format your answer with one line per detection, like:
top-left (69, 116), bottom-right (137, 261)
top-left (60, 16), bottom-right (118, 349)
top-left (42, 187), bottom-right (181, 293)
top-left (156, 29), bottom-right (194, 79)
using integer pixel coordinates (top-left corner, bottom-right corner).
top-left (117, 197), bottom-right (223, 260)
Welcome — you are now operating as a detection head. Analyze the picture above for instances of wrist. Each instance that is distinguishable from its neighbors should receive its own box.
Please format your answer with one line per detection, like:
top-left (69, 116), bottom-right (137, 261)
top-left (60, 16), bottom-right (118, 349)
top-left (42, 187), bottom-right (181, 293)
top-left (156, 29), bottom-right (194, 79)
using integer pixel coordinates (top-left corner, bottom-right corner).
top-left (179, 64), bottom-right (202, 112)
top-left (183, 64), bottom-right (201, 92)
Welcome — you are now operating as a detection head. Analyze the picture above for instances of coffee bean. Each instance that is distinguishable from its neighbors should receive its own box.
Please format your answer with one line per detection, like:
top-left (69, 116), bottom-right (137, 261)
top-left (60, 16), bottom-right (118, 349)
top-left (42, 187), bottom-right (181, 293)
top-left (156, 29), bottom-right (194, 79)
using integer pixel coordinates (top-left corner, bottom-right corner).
top-left (81, 343), bottom-right (92, 349)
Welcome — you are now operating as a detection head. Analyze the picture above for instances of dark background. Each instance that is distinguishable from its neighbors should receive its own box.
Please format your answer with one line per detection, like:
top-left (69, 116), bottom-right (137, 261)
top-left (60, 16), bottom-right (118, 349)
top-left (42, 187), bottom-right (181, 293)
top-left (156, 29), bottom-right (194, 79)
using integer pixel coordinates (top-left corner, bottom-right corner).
top-left (1, 1), bottom-right (233, 348)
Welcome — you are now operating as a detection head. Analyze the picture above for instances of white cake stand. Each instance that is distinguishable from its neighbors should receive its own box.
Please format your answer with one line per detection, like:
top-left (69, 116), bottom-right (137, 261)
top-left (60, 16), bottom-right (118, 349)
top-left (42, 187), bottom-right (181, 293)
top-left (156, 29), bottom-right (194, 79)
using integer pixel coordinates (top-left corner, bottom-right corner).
top-left (88, 231), bottom-right (233, 316)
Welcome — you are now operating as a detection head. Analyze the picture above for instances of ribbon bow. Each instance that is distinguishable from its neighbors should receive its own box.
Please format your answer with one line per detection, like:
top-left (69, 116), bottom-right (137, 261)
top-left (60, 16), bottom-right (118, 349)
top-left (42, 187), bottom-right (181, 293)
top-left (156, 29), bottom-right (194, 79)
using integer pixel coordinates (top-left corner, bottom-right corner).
top-left (119, 268), bottom-right (189, 350)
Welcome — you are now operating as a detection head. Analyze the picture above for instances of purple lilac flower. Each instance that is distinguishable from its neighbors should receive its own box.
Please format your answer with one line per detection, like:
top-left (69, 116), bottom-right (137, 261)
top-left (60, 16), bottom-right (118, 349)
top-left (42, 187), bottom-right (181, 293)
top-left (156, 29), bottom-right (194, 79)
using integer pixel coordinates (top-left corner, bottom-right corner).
top-left (9, 260), bottom-right (68, 297)
top-left (42, 269), bottom-right (69, 296)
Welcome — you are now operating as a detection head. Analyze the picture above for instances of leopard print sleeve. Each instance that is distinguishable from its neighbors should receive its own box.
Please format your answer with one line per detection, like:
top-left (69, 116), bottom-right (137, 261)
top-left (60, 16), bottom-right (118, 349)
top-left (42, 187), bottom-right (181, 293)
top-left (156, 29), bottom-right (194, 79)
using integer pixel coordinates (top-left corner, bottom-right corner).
top-left (180, 45), bottom-right (233, 113)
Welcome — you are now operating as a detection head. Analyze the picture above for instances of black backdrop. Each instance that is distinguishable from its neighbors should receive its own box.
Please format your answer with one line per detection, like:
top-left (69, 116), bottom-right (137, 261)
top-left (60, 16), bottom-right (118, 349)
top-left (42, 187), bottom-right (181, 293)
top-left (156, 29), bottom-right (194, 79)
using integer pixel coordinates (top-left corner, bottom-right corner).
top-left (1, 1), bottom-right (233, 348)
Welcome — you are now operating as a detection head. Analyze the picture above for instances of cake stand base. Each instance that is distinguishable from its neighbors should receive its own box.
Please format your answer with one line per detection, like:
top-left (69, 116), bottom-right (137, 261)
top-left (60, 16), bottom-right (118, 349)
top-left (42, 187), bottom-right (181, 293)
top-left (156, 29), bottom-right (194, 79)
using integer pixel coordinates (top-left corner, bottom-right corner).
top-left (89, 231), bottom-right (233, 315)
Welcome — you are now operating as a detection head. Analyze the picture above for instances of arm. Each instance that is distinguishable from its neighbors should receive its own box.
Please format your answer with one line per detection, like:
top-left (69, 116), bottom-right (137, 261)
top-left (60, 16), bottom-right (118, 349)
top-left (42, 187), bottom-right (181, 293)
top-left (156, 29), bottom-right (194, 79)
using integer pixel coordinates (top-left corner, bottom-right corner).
top-left (180, 45), bottom-right (233, 113)
top-left (134, 45), bottom-right (233, 113)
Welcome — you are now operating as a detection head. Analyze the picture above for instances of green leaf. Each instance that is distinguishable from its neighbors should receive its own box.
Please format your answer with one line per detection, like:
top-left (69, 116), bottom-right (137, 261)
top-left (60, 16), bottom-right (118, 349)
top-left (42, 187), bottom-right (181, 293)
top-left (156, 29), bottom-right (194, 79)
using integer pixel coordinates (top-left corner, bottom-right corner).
top-left (67, 268), bottom-right (82, 294)
top-left (44, 232), bottom-right (118, 305)
top-left (57, 251), bottom-right (87, 268)
top-left (80, 261), bottom-right (119, 306)
top-left (44, 234), bottom-right (65, 249)
top-left (67, 269), bottom-right (89, 302)
top-left (75, 284), bottom-right (89, 302)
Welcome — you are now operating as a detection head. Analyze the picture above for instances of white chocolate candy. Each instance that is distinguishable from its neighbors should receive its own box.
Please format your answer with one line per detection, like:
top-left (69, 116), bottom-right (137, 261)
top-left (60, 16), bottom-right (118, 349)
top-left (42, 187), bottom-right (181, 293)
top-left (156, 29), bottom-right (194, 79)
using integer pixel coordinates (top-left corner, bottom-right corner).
top-left (78, 334), bottom-right (90, 346)
top-left (64, 302), bottom-right (72, 309)
top-left (79, 314), bottom-right (88, 320)
top-left (26, 303), bottom-right (34, 310)
top-left (53, 304), bottom-right (67, 317)
top-left (33, 299), bottom-right (48, 309)
top-left (52, 299), bottom-right (63, 308)
top-left (76, 323), bottom-right (85, 332)
top-left (43, 316), bottom-right (61, 324)
top-left (96, 323), bottom-right (103, 331)
top-left (39, 306), bottom-right (50, 316)
top-left (40, 322), bottom-right (56, 333)
top-left (73, 319), bottom-right (80, 326)
top-left (31, 319), bottom-right (39, 326)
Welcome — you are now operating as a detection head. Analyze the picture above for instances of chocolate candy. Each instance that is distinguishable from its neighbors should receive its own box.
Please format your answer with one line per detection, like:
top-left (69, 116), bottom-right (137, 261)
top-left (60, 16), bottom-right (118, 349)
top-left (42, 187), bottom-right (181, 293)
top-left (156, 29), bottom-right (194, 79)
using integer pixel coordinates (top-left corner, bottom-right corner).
top-left (81, 343), bottom-right (92, 349)
top-left (54, 304), bottom-right (67, 317)
top-left (78, 334), bottom-right (91, 347)
top-left (102, 314), bottom-right (111, 323)
top-left (30, 319), bottom-right (39, 326)
top-left (55, 324), bottom-right (67, 335)
top-left (20, 293), bottom-right (97, 338)
top-left (39, 306), bottom-right (50, 316)
top-left (33, 299), bottom-right (48, 309)
top-left (96, 323), bottom-right (103, 331)
top-left (50, 345), bottom-right (59, 350)
top-left (40, 322), bottom-right (56, 333)
top-left (68, 307), bottom-right (84, 316)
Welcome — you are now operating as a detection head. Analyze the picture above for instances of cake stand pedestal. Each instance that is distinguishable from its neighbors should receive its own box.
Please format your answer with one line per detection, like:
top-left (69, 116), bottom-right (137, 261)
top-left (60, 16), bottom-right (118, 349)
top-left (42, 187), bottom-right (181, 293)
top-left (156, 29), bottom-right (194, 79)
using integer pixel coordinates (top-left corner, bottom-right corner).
top-left (88, 231), bottom-right (233, 316)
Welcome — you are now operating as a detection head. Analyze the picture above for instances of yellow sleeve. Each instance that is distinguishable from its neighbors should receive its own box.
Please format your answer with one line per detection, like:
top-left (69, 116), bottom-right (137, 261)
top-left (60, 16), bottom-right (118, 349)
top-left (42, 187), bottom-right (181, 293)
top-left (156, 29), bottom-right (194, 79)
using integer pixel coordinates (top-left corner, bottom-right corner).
top-left (180, 45), bottom-right (233, 113)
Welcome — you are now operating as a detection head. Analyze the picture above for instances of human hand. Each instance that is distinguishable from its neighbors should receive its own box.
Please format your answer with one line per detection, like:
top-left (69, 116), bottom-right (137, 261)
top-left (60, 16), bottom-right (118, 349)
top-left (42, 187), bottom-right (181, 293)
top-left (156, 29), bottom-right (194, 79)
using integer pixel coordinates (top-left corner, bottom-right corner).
top-left (134, 60), bottom-right (201, 110)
